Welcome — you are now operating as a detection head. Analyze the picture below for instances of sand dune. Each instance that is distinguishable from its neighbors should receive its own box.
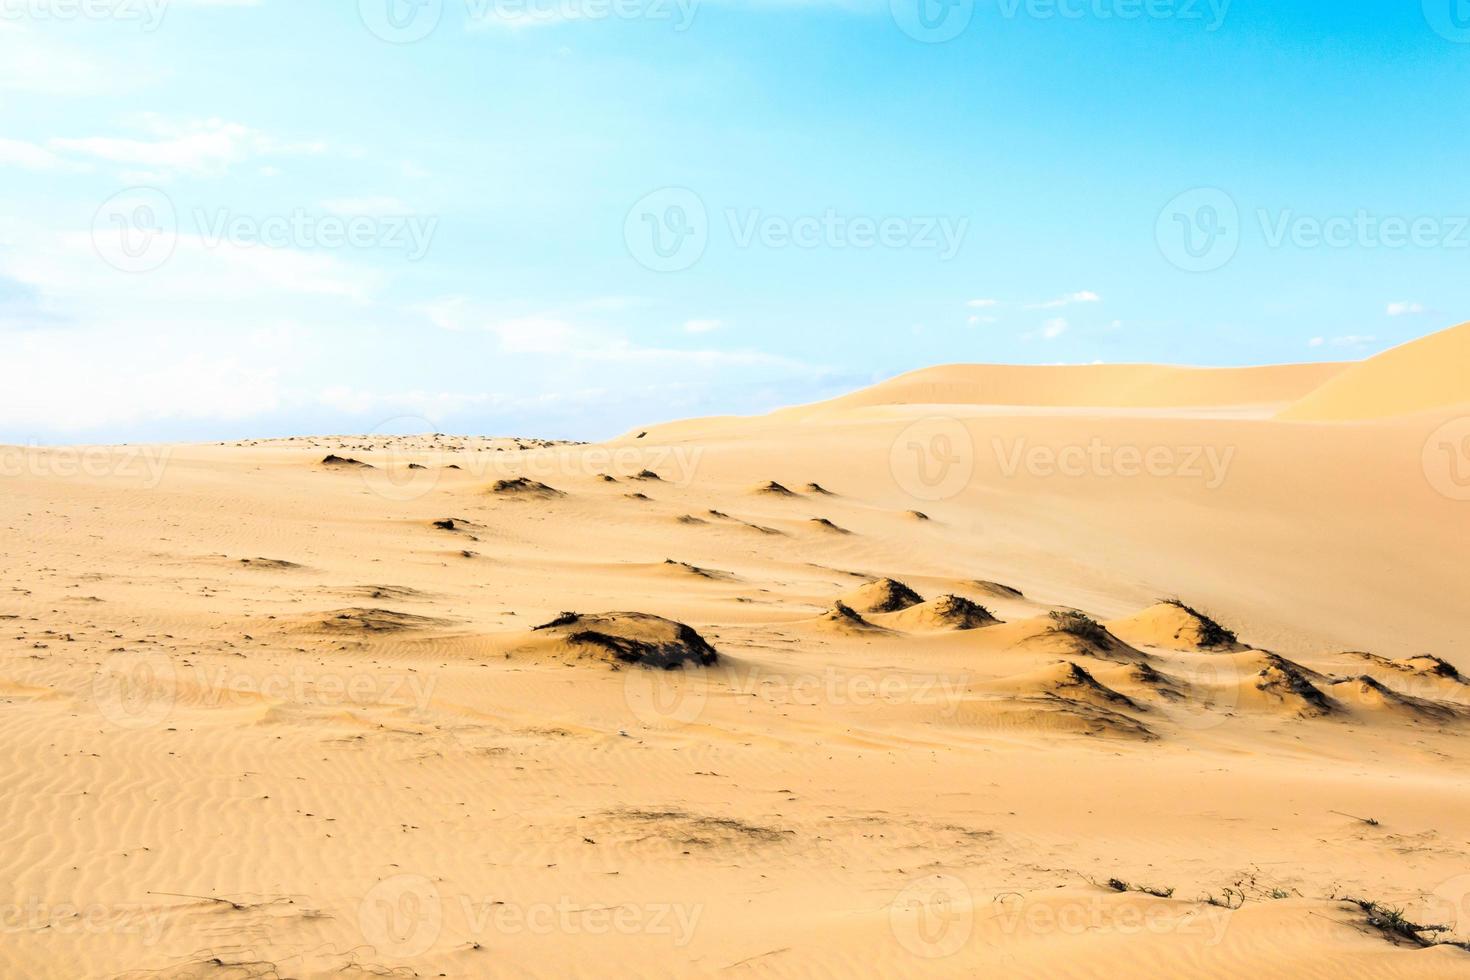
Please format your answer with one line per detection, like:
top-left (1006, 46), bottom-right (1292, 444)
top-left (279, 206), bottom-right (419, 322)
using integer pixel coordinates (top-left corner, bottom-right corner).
top-left (2, 328), bottom-right (1468, 977)
top-left (1279, 320), bottom-right (1470, 420)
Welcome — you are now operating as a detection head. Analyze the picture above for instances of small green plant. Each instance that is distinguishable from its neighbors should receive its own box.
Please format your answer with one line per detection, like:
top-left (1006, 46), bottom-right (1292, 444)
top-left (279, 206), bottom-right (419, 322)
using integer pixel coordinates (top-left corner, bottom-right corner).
top-left (1203, 888), bottom-right (1244, 909)
top-left (1103, 877), bottom-right (1174, 899)
top-left (1160, 597), bottom-right (1238, 648)
top-left (1049, 610), bottom-right (1109, 648)
top-left (1345, 897), bottom-right (1468, 950)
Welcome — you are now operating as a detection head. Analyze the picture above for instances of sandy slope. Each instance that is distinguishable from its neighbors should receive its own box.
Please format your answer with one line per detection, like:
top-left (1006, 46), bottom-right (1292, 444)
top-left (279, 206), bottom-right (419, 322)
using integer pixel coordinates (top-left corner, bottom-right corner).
top-left (2, 331), bottom-right (1469, 979)
top-left (1278, 321), bottom-right (1470, 421)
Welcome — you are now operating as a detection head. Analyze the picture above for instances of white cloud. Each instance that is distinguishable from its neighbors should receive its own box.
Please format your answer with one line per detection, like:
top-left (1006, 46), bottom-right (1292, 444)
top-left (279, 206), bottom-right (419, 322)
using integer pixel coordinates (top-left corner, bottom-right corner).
top-left (1025, 291), bottom-right (1101, 310)
top-left (1386, 301), bottom-right (1427, 317)
top-left (1023, 317), bottom-right (1068, 341)
top-left (683, 318), bottom-right (722, 334)
top-left (0, 22), bottom-right (116, 95)
top-left (46, 117), bottom-right (325, 179)
top-left (0, 138), bottom-right (87, 172)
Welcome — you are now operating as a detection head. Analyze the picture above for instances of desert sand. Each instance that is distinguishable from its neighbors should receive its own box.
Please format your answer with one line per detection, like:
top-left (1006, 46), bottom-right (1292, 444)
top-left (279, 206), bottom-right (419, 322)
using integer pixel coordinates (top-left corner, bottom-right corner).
top-left (2, 323), bottom-right (1468, 978)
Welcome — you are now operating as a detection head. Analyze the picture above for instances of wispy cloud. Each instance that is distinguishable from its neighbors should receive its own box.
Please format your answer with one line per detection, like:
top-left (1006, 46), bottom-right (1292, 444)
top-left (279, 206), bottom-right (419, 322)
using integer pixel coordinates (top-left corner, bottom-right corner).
top-left (1025, 290), bottom-right (1101, 310)
top-left (1386, 301), bottom-right (1427, 317)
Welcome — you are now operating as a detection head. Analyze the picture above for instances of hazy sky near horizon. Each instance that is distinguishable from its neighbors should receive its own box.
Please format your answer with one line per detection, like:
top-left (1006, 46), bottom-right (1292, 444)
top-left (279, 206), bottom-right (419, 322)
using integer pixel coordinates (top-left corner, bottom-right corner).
top-left (2, 0), bottom-right (1468, 443)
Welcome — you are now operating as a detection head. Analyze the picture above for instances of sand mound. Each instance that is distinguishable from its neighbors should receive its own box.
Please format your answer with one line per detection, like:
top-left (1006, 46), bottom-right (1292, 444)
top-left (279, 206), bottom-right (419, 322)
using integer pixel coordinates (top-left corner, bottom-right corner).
top-left (492, 477), bottom-right (564, 497)
top-left (842, 578), bottom-right (924, 613)
top-left (803, 482), bottom-right (834, 495)
top-left (529, 611), bottom-right (718, 668)
top-left (814, 601), bottom-right (887, 633)
top-left (753, 481), bottom-right (795, 496)
top-left (632, 469), bottom-right (662, 481)
top-left (991, 661), bottom-right (1143, 713)
top-left (904, 510), bottom-right (930, 521)
top-left (808, 517), bottom-right (851, 534)
top-left (1252, 654), bottom-right (1336, 717)
top-left (1353, 652), bottom-right (1465, 683)
top-left (1329, 675), bottom-right (1465, 722)
top-left (321, 454), bottom-right (372, 468)
top-left (1020, 610), bottom-right (1144, 661)
top-left (660, 559), bottom-right (734, 581)
top-left (882, 595), bottom-right (997, 632)
top-left (1278, 320), bottom-right (1470, 421)
top-left (792, 361), bottom-right (1346, 416)
top-left (301, 607), bottom-right (447, 633)
top-left (238, 557), bottom-right (302, 570)
top-left (973, 580), bottom-right (1024, 600)
top-left (1108, 600), bottom-right (1241, 652)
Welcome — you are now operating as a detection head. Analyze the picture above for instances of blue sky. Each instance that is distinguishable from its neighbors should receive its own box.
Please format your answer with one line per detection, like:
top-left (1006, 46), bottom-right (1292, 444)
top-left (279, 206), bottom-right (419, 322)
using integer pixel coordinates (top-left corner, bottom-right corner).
top-left (2, 0), bottom-right (1468, 443)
